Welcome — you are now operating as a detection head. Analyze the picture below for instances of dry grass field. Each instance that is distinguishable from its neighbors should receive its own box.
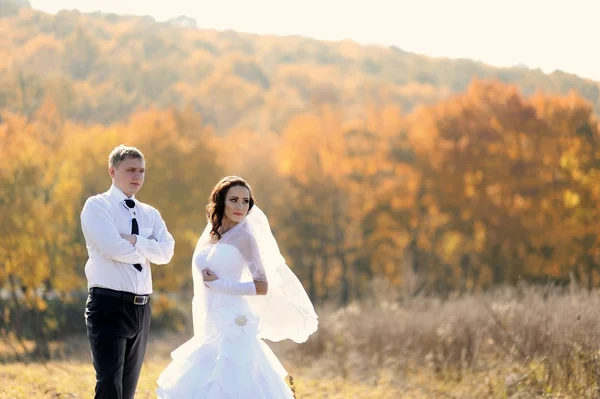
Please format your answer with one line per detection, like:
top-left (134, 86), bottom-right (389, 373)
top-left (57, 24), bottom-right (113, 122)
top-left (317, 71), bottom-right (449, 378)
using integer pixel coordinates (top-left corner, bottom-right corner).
top-left (2, 284), bottom-right (600, 398)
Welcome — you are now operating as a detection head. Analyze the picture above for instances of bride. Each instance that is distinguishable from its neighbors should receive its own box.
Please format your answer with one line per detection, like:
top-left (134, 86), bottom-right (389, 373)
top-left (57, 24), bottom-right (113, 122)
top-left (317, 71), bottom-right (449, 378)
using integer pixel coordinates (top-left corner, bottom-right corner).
top-left (156, 176), bottom-right (319, 398)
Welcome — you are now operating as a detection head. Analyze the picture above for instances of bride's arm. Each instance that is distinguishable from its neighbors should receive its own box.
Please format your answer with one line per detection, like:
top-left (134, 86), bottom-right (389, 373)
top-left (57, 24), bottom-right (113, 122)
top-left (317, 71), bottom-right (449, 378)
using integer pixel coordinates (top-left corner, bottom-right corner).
top-left (203, 230), bottom-right (269, 296)
top-left (202, 269), bottom-right (267, 296)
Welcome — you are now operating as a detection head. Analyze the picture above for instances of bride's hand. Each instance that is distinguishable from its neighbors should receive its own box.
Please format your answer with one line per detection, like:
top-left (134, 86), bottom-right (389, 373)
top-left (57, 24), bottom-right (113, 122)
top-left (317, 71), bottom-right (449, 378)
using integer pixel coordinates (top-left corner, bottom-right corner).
top-left (202, 268), bottom-right (218, 283)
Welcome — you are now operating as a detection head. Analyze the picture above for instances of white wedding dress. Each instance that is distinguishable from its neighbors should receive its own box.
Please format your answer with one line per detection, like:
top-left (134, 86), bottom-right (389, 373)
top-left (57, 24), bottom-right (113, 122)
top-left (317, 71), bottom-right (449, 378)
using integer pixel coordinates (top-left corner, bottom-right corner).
top-left (156, 206), bottom-right (318, 398)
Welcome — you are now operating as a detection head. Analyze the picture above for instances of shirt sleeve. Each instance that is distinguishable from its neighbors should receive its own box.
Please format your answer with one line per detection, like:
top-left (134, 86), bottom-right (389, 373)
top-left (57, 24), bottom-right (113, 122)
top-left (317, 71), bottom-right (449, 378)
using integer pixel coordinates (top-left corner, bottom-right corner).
top-left (80, 197), bottom-right (148, 265)
top-left (134, 208), bottom-right (175, 265)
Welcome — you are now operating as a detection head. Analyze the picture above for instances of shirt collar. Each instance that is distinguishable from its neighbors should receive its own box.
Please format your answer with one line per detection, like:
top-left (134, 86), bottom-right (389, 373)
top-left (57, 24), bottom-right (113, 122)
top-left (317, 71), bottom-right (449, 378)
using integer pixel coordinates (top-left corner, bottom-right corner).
top-left (108, 184), bottom-right (136, 205)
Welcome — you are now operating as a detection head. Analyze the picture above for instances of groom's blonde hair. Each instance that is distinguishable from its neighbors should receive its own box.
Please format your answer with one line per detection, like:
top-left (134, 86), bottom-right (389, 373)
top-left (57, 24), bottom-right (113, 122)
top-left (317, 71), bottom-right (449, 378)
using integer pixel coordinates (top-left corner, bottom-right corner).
top-left (108, 144), bottom-right (145, 169)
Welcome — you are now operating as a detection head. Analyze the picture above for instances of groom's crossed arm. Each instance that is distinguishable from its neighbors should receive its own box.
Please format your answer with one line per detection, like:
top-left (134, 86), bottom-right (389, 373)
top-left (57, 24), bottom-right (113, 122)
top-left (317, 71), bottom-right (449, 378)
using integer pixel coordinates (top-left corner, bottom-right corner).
top-left (81, 197), bottom-right (148, 265)
top-left (133, 208), bottom-right (175, 265)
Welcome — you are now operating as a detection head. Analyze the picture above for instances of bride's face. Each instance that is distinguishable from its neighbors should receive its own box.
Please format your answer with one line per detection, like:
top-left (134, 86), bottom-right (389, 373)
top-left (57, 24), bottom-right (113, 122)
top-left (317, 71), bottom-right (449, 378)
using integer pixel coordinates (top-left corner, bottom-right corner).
top-left (223, 185), bottom-right (251, 224)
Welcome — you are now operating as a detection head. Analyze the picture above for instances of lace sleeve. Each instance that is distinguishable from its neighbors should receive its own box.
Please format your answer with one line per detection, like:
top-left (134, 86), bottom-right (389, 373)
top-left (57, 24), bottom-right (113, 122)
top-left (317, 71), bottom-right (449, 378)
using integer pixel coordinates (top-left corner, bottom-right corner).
top-left (217, 206), bottom-right (317, 343)
top-left (239, 231), bottom-right (267, 281)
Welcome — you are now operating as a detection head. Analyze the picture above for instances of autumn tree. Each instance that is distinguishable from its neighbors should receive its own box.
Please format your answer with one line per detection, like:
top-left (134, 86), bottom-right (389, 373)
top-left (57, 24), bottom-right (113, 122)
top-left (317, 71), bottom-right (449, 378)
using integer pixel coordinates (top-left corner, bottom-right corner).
top-left (530, 92), bottom-right (600, 290)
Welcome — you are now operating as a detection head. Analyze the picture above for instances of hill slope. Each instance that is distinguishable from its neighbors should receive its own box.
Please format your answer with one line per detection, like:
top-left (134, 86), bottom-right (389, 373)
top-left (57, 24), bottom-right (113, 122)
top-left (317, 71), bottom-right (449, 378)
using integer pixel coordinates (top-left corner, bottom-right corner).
top-left (1, 7), bottom-right (598, 133)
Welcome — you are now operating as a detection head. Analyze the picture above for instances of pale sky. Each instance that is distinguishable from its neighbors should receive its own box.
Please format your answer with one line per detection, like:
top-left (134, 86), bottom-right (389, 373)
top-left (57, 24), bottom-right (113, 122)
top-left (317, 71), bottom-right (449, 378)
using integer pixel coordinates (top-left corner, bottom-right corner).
top-left (29, 0), bottom-right (598, 81)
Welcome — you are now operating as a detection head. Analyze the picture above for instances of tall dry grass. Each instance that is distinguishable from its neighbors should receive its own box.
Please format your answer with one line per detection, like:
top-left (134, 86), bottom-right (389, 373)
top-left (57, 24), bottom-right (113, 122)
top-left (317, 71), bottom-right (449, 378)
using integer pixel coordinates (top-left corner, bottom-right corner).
top-left (282, 280), bottom-right (600, 397)
top-left (3, 281), bottom-right (600, 398)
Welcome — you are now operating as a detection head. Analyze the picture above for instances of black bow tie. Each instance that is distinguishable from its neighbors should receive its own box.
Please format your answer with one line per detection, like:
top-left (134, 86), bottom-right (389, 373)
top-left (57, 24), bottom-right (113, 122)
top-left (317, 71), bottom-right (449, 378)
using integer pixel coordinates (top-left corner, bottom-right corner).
top-left (124, 199), bottom-right (135, 208)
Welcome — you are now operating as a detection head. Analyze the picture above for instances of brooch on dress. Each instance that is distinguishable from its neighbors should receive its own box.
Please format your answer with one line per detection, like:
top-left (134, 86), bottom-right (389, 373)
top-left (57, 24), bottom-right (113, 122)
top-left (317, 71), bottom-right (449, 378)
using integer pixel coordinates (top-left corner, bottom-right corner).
top-left (234, 315), bottom-right (248, 327)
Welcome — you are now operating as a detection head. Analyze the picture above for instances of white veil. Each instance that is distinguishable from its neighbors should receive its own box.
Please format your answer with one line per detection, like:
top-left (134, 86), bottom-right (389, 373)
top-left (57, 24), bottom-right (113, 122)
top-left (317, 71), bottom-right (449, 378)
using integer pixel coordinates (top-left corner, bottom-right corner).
top-left (187, 205), bottom-right (318, 345)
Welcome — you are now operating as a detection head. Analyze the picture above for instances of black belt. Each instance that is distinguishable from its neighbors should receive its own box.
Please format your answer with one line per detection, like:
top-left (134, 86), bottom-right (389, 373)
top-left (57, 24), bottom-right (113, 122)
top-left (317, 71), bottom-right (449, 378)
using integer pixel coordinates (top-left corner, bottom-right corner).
top-left (89, 287), bottom-right (150, 305)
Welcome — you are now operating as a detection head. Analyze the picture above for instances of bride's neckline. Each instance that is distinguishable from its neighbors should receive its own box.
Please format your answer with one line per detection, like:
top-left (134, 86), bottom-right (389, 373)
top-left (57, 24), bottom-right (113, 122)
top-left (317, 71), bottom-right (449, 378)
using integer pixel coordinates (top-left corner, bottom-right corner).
top-left (220, 220), bottom-right (242, 236)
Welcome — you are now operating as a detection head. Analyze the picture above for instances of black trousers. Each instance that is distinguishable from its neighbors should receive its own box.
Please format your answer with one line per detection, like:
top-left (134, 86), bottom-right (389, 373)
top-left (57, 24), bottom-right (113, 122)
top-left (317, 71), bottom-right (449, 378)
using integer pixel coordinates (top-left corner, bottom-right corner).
top-left (85, 289), bottom-right (151, 399)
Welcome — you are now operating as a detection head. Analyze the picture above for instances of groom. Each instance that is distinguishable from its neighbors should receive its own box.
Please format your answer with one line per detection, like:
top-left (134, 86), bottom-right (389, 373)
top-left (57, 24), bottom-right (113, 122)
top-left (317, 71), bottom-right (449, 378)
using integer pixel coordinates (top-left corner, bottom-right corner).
top-left (80, 144), bottom-right (175, 399)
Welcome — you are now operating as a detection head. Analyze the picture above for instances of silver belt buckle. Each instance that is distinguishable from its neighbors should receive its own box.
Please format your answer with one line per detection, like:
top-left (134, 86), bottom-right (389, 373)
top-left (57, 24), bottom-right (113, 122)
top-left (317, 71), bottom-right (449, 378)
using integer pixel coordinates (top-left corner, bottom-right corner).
top-left (133, 295), bottom-right (147, 305)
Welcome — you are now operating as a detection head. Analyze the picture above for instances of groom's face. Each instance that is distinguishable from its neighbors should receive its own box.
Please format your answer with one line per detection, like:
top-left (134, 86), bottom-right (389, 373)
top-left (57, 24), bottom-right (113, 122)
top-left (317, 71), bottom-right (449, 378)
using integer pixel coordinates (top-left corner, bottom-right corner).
top-left (110, 156), bottom-right (145, 197)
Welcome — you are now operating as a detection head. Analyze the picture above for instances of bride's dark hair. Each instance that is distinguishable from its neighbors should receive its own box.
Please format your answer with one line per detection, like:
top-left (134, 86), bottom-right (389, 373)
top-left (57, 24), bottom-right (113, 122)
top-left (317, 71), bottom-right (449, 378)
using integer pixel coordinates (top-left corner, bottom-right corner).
top-left (206, 176), bottom-right (255, 240)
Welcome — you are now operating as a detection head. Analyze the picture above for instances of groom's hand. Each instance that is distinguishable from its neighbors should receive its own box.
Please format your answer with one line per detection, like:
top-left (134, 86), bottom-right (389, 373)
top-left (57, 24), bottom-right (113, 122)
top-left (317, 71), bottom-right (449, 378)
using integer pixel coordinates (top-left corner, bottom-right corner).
top-left (120, 234), bottom-right (137, 245)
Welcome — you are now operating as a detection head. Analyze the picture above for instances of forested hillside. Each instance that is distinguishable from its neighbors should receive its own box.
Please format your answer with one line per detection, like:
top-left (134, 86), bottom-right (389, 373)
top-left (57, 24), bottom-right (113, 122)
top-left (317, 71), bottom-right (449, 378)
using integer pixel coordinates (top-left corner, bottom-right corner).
top-left (2, 2), bottom-right (600, 361)
top-left (1, 4), bottom-right (598, 134)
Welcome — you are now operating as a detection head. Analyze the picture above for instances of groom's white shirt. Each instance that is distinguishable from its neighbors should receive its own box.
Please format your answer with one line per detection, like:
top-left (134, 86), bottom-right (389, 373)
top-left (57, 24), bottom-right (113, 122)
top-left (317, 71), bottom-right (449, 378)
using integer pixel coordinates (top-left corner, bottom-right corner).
top-left (80, 184), bottom-right (175, 295)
